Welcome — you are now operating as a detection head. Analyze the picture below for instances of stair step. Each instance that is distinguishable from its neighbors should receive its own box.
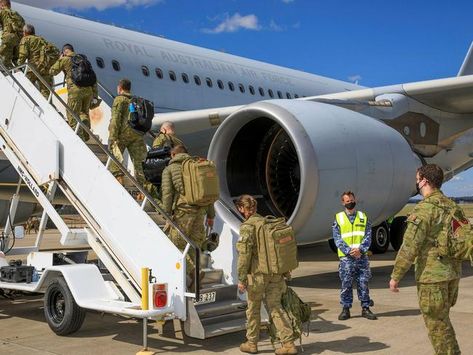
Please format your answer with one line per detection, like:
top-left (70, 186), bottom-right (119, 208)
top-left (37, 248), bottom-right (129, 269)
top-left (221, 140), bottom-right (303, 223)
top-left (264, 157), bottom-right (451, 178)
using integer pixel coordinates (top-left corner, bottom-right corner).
top-left (203, 317), bottom-right (247, 338)
top-left (196, 298), bottom-right (247, 319)
top-left (147, 211), bottom-right (166, 225)
top-left (201, 268), bottom-right (222, 285)
top-left (201, 308), bottom-right (246, 326)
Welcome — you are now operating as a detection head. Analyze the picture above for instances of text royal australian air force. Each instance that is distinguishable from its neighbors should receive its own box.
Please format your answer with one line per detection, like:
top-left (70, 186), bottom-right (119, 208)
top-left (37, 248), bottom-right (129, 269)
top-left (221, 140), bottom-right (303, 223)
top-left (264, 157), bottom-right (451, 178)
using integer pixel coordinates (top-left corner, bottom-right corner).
top-left (102, 37), bottom-right (294, 86)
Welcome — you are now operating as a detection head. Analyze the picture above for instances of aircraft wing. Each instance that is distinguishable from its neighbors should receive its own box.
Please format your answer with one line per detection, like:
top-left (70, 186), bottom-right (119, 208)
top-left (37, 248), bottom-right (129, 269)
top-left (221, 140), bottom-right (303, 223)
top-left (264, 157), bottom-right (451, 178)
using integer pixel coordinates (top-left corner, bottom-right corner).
top-left (309, 74), bottom-right (473, 114)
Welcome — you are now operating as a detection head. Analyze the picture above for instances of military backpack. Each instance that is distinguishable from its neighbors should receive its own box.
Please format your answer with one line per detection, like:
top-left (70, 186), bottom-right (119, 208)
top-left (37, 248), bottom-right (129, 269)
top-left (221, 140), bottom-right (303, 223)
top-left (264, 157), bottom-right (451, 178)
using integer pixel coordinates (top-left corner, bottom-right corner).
top-left (268, 286), bottom-right (311, 345)
top-left (128, 96), bottom-right (154, 133)
top-left (253, 216), bottom-right (298, 275)
top-left (181, 157), bottom-right (219, 206)
top-left (433, 203), bottom-right (473, 262)
top-left (3, 9), bottom-right (24, 35)
top-left (71, 54), bottom-right (96, 87)
top-left (37, 40), bottom-right (60, 74)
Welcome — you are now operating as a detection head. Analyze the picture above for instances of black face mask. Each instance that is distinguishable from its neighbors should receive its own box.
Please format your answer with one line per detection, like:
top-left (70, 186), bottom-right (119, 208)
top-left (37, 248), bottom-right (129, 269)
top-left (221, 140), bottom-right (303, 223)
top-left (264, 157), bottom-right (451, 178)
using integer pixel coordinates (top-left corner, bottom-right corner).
top-left (344, 202), bottom-right (356, 210)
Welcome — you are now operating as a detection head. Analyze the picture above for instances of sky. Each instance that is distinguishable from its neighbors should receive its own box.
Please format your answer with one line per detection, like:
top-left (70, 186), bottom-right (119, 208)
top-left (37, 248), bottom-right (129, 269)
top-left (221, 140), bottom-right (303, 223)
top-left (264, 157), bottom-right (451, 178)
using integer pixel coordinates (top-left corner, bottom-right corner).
top-left (14, 0), bottom-right (473, 197)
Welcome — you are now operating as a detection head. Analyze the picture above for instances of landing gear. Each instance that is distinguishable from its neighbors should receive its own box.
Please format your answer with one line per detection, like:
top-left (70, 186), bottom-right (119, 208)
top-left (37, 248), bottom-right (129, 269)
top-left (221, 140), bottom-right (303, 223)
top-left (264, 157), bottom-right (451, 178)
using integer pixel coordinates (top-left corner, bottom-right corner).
top-left (389, 216), bottom-right (407, 251)
top-left (44, 278), bottom-right (86, 336)
top-left (370, 222), bottom-right (390, 254)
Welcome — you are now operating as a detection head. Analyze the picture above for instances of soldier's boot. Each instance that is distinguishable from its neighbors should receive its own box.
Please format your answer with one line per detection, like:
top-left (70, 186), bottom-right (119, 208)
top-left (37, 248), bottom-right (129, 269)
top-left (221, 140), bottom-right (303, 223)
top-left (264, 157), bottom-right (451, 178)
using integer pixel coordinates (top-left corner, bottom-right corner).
top-left (239, 341), bottom-right (258, 354)
top-left (115, 175), bottom-right (124, 186)
top-left (275, 341), bottom-right (298, 355)
top-left (338, 307), bottom-right (350, 320)
top-left (361, 307), bottom-right (377, 320)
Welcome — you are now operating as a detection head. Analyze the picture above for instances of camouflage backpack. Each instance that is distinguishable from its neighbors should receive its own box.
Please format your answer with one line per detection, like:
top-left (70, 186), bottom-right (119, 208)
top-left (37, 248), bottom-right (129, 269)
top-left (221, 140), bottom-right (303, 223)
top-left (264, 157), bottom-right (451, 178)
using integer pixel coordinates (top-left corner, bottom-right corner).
top-left (3, 9), bottom-right (24, 35)
top-left (433, 203), bottom-right (473, 262)
top-left (181, 157), bottom-right (219, 206)
top-left (253, 216), bottom-right (299, 275)
top-left (37, 40), bottom-right (60, 74)
top-left (268, 287), bottom-right (311, 345)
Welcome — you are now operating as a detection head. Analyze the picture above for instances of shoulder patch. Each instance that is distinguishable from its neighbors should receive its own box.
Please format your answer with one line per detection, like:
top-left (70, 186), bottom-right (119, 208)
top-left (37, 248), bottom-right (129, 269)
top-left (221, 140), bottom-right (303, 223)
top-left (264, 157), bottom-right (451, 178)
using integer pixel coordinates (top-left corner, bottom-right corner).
top-left (407, 214), bottom-right (421, 225)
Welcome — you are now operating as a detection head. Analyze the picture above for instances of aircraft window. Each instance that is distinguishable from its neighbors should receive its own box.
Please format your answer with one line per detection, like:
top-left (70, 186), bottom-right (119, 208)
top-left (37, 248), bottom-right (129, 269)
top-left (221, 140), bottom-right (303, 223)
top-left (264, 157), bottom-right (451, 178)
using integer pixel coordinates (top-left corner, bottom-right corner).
top-left (182, 73), bottom-right (189, 83)
top-left (228, 82), bottom-right (235, 91)
top-left (277, 90), bottom-right (283, 99)
top-left (96, 57), bottom-right (105, 69)
top-left (155, 68), bottom-right (163, 79)
top-left (294, 94), bottom-right (299, 98)
top-left (142, 66), bottom-right (150, 77)
top-left (169, 71), bottom-right (176, 81)
top-left (194, 75), bottom-right (201, 86)
top-left (249, 85), bottom-right (255, 95)
top-left (286, 92), bottom-right (292, 99)
top-left (239, 84), bottom-right (245, 93)
top-left (112, 60), bottom-right (120, 71)
top-left (217, 79), bottom-right (224, 89)
top-left (268, 89), bottom-right (274, 98)
top-left (259, 87), bottom-right (265, 97)
top-left (206, 77), bottom-right (213, 88)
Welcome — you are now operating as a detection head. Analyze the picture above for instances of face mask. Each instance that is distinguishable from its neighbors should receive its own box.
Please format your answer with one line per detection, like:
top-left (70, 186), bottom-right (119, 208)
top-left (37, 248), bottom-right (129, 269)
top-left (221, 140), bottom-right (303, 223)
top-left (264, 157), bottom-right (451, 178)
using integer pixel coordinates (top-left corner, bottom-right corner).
top-left (416, 180), bottom-right (423, 195)
top-left (344, 202), bottom-right (356, 210)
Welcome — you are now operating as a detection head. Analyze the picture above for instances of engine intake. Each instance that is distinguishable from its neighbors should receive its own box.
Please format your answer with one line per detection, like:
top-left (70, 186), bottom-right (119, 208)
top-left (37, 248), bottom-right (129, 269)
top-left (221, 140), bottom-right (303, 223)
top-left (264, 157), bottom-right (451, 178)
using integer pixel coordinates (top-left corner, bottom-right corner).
top-left (209, 100), bottom-right (420, 244)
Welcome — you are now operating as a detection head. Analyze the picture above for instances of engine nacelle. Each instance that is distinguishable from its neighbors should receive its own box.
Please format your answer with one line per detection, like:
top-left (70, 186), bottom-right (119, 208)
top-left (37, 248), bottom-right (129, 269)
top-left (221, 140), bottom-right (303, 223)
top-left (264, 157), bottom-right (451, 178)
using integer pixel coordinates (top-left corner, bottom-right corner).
top-left (209, 100), bottom-right (421, 244)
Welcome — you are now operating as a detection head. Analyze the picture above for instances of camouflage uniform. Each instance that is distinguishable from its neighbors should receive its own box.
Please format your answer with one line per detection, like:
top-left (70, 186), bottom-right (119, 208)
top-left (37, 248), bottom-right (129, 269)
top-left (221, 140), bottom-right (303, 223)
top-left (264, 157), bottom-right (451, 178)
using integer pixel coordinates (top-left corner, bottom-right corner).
top-left (50, 51), bottom-right (95, 141)
top-left (0, 7), bottom-right (24, 69)
top-left (237, 214), bottom-right (294, 344)
top-left (332, 212), bottom-right (373, 308)
top-left (17, 35), bottom-right (54, 99)
top-left (160, 152), bottom-right (215, 276)
top-left (391, 189), bottom-right (462, 355)
top-left (152, 133), bottom-right (186, 150)
top-left (108, 93), bottom-right (147, 186)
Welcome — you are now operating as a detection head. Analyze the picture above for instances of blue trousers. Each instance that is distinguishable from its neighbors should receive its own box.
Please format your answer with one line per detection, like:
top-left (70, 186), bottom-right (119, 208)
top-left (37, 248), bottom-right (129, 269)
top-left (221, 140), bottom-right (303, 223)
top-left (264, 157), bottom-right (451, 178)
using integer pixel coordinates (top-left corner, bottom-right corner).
top-left (338, 256), bottom-right (372, 308)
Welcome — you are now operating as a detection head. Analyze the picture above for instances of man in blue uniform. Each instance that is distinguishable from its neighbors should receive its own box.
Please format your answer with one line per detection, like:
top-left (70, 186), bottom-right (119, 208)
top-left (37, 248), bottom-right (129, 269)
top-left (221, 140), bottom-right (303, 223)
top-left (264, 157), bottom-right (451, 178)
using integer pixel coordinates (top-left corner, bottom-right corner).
top-left (332, 191), bottom-right (377, 321)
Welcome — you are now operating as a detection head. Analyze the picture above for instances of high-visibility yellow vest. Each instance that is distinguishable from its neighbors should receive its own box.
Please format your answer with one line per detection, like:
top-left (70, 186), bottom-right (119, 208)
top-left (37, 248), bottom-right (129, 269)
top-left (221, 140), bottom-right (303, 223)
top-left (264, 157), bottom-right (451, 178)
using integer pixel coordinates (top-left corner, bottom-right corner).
top-left (335, 211), bottom-right (368, 258)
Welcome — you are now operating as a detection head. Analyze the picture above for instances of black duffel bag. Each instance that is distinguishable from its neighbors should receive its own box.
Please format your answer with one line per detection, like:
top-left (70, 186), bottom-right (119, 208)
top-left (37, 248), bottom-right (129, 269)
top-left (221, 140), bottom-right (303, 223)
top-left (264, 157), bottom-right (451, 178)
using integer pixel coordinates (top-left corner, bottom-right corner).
top-left (142, 146), bottom-right (171, 185)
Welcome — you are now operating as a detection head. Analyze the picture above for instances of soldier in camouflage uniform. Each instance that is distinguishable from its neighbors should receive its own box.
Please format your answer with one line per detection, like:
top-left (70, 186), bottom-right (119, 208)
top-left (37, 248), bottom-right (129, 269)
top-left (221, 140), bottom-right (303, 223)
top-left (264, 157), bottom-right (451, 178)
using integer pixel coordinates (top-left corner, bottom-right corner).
top-left (50, 43), bottom-right (95, 141)
top-left (108, 79), bottom-right (147, 189)
top-left (236, 195), bottom-right (297, 355)
top-left (160, 145), bottom-right (215, 282)
top-left (333, 191), bottom-right (377, 321)
top-left (0, 0), bottom-right (24, 69)
top-left (152, 121), bottom-right (186, 150)
top-left (390, 164), bottom-right (462, 355)
top-left (17, 24), bottom-right (55, 99)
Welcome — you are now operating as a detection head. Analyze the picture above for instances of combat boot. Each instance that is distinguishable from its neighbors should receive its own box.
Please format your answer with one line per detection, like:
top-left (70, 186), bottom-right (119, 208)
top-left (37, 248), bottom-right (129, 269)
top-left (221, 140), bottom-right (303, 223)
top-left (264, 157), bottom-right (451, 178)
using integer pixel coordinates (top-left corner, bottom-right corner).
top-left (240, 341), bottom-right (258, 354)
top-left (361, 307), bottom-right (377, 320)
top-left (338, 307), bottom-right (350, 320)
top-left (275, 341), bottom-right (298, 355)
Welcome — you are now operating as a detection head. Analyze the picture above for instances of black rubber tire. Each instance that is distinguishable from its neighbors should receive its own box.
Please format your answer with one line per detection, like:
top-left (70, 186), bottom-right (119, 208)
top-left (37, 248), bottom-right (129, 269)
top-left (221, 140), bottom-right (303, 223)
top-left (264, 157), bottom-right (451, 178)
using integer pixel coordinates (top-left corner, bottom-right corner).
top-left (370, 222), bottom-right (390, 254)
top-left (328, 238), bottom-right (337, 253)
top-left (390, 216), bottom-right (407, 251)
top-left (44, 278), bottom-right (86, 336)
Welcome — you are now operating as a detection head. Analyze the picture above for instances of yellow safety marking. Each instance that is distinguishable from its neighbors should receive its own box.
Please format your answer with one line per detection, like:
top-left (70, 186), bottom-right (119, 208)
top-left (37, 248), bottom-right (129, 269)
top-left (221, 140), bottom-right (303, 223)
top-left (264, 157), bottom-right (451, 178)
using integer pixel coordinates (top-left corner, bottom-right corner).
top-left (176, 262), bottom-right (181, 270)
top-left (55, 87), bottom-right (68, 95)
top-left (141, 268), bottom-right (149, 311)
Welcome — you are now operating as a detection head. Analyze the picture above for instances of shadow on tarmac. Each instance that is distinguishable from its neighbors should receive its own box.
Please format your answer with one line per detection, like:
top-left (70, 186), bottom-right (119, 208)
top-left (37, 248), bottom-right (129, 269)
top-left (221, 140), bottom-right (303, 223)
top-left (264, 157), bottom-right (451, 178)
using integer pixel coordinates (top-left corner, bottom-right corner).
top-left (305, 336), bottom-right (389, 354)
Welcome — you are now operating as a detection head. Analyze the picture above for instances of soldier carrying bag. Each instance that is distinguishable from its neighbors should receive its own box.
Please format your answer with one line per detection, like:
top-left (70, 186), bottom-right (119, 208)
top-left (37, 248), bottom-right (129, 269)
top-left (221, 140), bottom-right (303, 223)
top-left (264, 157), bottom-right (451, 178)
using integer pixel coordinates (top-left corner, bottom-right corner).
top-left (253, 216), bottom-right (299, 275)
top-left (71, 54), bottom-right (97, 87)
top-left (434, 203), bottom-right (473, 262)
top-left (142, 146), bottom-right (171, 186)
top-left (181, 157), bottom-right (219, 206)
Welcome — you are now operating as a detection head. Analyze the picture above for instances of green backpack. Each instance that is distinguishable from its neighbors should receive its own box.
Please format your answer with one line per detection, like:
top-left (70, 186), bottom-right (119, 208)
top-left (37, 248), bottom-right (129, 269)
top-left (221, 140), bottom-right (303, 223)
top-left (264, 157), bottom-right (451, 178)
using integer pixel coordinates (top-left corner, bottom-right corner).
top-left (181, 157), bottom-right (219, 206)
top-left (253, 216), bottom-right (299, 275)
top-left (268, 287), bottom-right (311, 345)
top-left (4, 9), bottom-right (24, 35)
top-left (37, 40), bottom-right (60, 74)
top-left (434, 203), bottom-right (473, 262)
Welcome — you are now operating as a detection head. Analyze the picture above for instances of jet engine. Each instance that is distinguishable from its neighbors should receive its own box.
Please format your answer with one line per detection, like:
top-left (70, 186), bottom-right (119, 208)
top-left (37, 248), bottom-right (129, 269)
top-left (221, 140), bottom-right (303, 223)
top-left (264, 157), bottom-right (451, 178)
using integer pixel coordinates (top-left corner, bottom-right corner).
top-left (208, 100), bottom-right (421, 244)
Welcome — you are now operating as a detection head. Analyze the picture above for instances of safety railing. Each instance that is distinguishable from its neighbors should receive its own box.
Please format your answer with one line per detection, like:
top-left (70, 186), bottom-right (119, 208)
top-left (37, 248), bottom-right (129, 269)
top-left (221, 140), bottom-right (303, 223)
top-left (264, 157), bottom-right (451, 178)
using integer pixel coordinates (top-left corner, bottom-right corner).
top-left (0, 60), bottom-right (201, 299)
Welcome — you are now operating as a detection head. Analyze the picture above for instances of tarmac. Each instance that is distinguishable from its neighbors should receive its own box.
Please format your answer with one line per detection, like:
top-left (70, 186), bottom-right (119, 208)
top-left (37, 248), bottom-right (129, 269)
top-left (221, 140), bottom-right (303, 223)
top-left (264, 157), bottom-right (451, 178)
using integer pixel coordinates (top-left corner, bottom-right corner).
top-left (1, 231), bottom-right (472, 355)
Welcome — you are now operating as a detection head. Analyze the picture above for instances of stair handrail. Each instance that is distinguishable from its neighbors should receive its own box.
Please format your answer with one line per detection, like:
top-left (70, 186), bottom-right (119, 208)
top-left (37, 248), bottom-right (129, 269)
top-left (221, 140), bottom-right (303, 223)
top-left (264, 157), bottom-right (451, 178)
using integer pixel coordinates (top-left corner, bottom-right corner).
top-left (0, 60), bottom-right (201, 298)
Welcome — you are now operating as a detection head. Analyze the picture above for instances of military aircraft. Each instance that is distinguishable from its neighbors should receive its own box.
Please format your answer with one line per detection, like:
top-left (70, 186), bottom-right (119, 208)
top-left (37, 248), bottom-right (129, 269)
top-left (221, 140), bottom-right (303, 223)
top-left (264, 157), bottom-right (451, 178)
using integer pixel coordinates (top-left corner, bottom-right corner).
top-left (2, 2), bottom-right (473, 252)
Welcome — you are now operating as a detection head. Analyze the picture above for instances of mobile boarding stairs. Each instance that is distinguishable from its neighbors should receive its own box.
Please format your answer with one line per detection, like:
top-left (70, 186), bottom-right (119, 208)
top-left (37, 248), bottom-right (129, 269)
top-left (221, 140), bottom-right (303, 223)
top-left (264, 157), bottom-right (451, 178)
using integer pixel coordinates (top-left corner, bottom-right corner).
top-left (0, 61), bottom-right (248, 343)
